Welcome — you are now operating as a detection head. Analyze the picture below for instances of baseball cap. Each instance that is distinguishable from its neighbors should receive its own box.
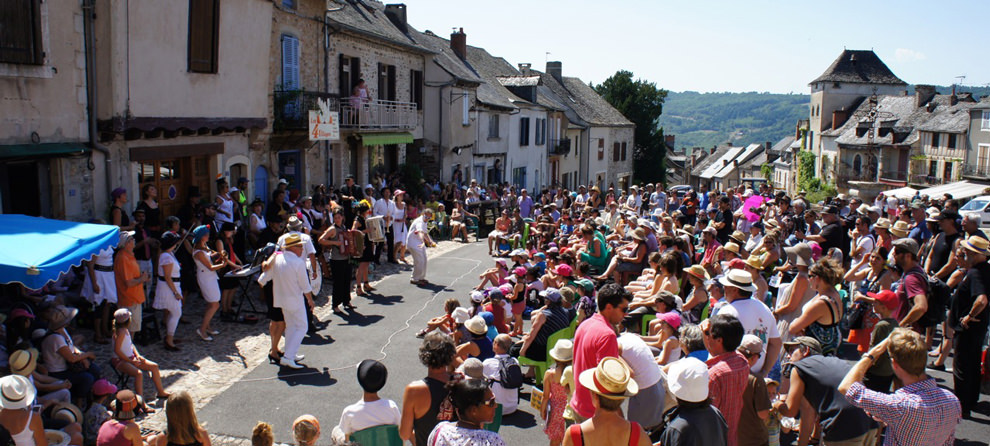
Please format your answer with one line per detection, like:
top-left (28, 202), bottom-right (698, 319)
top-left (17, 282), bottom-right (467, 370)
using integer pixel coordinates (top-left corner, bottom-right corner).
top-left (783, 336), bottom-right (822, 355)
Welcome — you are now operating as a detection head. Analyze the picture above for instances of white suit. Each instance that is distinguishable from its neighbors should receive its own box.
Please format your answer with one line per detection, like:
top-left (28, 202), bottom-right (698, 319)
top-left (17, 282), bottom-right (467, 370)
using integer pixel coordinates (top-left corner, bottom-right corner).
top-left (406, 215), bottom-right (429, 281)
top-left (271, 249), bottom-right (312, 361)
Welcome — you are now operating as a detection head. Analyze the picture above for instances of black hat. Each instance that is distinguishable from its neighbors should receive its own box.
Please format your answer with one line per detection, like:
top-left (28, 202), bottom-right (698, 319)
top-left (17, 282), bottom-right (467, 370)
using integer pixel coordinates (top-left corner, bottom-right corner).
top-left (220, 222), bottom-right (236, 232)
top-left (824, 205), bottom-right (840, 215)
top-left (356, 359), bottom-right (388, 393)
top-left (160, 232), bottom-right (180, 251)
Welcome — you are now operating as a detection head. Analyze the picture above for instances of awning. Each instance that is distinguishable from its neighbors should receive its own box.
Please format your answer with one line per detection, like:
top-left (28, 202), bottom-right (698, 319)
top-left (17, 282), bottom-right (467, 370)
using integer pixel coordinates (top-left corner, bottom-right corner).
top-left (918, 181), bottom-right (990, 200)
top-left (360, 132), bottom-right (413, 146)
top-left (0, 143), bottom-right (89, 160)
top-left (882, 186), bottom-right (920, 199)
top-left (0, 215), bottom-right (119, 290)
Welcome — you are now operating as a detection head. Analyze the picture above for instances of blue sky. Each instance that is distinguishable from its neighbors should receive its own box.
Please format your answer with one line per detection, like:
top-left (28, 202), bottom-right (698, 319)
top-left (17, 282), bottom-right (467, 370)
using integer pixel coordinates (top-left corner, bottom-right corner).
top-left (405, 0), bottom-right (990, 94)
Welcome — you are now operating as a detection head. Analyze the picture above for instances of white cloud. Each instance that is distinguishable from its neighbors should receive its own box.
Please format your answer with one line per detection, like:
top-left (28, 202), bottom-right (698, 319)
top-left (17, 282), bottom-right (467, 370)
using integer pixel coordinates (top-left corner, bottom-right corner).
top-left (895, 48), bottom-right (926, 62)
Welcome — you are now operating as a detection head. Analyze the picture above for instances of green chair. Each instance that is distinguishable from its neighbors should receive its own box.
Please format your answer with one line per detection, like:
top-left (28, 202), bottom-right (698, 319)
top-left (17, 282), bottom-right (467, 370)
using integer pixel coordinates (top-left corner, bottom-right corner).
top-left (641, 314), bottom-right (656, 336)
top-left (465, 216), bottom-right (479, 241)
top-left (519, 326), bottom-right (575, 387)
top-left (484, 403), bottom-right (503, 433)
top-left (348, 424), bottom-right (402, 446)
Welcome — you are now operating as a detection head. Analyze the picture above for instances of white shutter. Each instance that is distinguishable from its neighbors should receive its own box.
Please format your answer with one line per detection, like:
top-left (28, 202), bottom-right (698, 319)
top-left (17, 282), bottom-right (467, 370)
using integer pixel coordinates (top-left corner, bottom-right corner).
top-left (281, 35), bottom-right (300, 90)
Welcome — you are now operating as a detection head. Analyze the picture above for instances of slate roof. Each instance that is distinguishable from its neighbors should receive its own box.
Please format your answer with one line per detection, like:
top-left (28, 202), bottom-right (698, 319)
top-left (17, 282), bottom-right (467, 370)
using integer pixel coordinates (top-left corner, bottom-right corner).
top-left (834, 95), bottom-right (978, 147)
top-left (536, 71), bottom-right (589, 129)
top-left (768, 136), bottom-right (796, 156)
top-left (325, 0), bottom-right (433, 54)
top-left (414, 30), bottom-right (482, 85)
top-left (560, 77), bottom-right (634, 127)
top-left (497, 76), bottom-right (541, 87)
top-left (916, 101), bottom-right (978, 133)
top-left (810, 50), bottom-right (906, 86)
top-left (695, 146), bottom-right (743, 179)
top-left (713, 143), bottom-right (763, 179)
top-left (464, 45), bottom-right (521, 111)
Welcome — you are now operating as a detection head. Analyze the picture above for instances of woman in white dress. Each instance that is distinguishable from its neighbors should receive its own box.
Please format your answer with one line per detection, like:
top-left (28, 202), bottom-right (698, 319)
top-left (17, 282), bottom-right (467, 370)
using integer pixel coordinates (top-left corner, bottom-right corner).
top-left (81, 246), bottom-right (117, 344)
top-left (391, 189), bottom-right (409, 263)
top-left (153, 232), bottom-right (183, 351)
top-left (191, 226), bottom-right (224, 342)
top-left (214, 178), bottom-right (235, 227)
top-left (248, 199), bottom-right (266, 248)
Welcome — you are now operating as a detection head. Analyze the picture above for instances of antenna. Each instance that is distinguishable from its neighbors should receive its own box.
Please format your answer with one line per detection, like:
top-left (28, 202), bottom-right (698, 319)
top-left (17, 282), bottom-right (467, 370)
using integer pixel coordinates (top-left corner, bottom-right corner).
top-left (545, 52), bottom-right (551, 63)
top-left (955, 75), bottom-right (966, 86)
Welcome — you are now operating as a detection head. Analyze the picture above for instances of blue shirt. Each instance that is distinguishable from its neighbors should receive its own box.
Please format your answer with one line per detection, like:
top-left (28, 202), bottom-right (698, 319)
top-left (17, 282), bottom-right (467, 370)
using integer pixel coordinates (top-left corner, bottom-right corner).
top-left (909, 222), bottom-right (931, 245)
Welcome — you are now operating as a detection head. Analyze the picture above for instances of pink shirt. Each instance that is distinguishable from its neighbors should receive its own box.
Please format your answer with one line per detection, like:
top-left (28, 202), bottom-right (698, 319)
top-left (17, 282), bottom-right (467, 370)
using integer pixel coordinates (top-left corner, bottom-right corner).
top-left (570, 313), bottom-right (619, 419)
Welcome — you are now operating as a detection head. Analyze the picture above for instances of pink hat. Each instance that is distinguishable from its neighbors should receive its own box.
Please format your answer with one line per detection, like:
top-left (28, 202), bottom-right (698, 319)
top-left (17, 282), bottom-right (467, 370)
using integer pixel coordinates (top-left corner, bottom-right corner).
top-left (555, 264), bottom-right (573, 277)
top-left (808, 242), bottom-right (823, 261)
top-left (513, 266), bottom-right (527, 276)
top-left (10, 309), bottom-right (34, 320)
top-left (393, 189), bottom-right (405, 196)
top-left (92, 379), bottom-right (117, 397)
top-left (498, 284), bottom-right (513, 295)
top-left (656, 311), bottom-right (681, 331)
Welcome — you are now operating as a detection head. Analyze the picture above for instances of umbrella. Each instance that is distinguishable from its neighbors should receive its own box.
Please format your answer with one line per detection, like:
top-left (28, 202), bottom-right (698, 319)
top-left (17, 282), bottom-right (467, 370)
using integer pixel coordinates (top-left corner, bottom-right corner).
top-left (0, 215), bottom-right (119, 290)
top-left (741, 195), bottom-right (766, 222)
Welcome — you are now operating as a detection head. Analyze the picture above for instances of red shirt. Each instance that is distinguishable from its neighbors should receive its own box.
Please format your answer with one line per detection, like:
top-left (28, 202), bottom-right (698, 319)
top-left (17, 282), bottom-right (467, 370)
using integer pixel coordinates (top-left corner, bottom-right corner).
top-left (706, 351), bottom-right (750, 446)
top-left (570, 313), bottom-right (619, 419)
top-left (895, 266), bottom-right (927, 322)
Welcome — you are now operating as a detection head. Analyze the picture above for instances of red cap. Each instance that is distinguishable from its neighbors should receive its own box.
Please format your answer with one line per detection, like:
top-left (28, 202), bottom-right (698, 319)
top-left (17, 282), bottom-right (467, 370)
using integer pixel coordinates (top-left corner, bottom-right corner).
top-left (867, 290), bottom-right (900, 311)
top-left (727, 258), bottom-right (747, 271)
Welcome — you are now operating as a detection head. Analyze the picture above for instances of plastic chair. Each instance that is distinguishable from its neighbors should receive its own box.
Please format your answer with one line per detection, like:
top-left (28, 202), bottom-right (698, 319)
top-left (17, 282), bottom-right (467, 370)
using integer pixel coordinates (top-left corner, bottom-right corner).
top-left (348, 424), bottom-right (402, 446)
top-left (519, 326), bottom-right (575, 386)
top-left (484, 403), bottom-right (503, 433)
top-left (641, 314), bottom-right (657, 336)
top-left (465, 216), bottom-right (479, 241)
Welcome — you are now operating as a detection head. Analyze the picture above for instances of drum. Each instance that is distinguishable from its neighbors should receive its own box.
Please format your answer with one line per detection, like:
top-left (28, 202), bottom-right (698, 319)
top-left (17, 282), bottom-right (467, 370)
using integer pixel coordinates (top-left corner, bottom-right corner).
top-left (366, 215), bottom-right (386, 242)
top-left (306, 258), bottom-right (322, 296)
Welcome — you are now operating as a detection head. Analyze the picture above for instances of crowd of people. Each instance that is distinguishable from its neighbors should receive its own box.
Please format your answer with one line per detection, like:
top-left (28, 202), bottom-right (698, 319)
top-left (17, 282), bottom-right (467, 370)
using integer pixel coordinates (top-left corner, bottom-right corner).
top-left (1, 173), bottom-right (988, 445)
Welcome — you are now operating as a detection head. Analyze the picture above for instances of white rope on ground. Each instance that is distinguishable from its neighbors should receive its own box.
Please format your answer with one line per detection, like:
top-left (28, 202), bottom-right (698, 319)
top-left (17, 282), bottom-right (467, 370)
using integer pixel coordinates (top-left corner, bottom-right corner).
top-left (207, 255), bottom-right (483, 383)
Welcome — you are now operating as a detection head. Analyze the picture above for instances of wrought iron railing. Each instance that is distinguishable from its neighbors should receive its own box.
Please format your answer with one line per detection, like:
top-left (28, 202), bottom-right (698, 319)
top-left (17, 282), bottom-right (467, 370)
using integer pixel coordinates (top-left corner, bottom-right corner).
top-left (879, 170), bottom-right (908, 182)
top-left (549, 138), bottom-right (571, 156)
top-left (273, 90), bottom-right (340, 131)
top-left (962, 164), bottom-right (990, 179)
top-left (911, 174), bottom-right (948, 186)
top-left (339, 99), bottom-right (417, 130)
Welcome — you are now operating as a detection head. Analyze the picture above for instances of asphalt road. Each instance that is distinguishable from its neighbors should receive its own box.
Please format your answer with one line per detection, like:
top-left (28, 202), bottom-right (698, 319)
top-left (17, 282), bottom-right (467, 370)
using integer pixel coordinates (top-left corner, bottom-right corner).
top-left (197, 240), bottom-right (990, 445)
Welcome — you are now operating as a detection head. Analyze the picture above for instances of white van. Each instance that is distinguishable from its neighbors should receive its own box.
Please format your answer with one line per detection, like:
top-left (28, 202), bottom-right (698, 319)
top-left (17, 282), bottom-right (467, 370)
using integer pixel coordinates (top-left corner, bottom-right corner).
top-left (959, 195), bottom-right (990, 229)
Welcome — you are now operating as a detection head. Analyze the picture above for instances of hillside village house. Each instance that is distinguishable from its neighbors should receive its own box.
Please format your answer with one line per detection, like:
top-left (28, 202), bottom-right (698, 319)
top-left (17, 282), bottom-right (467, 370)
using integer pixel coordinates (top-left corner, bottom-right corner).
top-left (964, 100), bottom-right (990, 182)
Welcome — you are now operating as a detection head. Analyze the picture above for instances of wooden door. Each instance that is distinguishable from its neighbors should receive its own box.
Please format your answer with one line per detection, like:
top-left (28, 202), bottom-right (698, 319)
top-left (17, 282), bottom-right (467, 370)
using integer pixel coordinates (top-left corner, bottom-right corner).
top-left (137, 155), bottom-right (213, 222)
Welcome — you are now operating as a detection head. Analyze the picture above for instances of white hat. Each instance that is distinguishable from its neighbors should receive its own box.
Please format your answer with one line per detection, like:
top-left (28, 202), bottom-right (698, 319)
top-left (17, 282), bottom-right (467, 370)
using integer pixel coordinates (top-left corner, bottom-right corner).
top-left (465, 316), bottom-right (488, 335)
top-left (667, 357), bottom-right (709, 403)
top-left (365, 184), bottom-right (375, 190)
top-left (451, 307), bottom-right (471, 324)
top-left (549, 339), bottom-right (573, 362)
top-left (278, 178), bottom-right (288, 185)
top-left (470, 290), bottom-right (485, 303)
top-left (718, 268), bottom-right (756, 292)
top-left (0, 375), bottom-right (36, 410)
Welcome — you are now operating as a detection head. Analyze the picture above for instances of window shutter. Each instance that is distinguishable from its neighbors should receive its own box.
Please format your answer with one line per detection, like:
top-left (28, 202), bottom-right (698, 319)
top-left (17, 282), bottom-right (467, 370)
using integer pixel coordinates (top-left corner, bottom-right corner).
top-left (188, 0), bottom-right (219, 73)
top-left (281, 35), bottom-right (299, 90)
top-left (387, 65), bottom-right (397, 101)
top-left (0, 0), bottom-right (43, 65)
top-left (378, 62), bottom-right (385, 100)
top-left (613, 142), bottom-right (620, 162)
top-left (339, 55), bottom-right (350, 96)
top-left (621, 142), bottom-right (627, 161)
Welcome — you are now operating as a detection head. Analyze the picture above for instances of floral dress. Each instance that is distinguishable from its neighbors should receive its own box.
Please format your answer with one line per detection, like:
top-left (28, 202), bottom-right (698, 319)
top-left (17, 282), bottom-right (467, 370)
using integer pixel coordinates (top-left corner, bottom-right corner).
top-left (544, 371), bottom-right (570, 442)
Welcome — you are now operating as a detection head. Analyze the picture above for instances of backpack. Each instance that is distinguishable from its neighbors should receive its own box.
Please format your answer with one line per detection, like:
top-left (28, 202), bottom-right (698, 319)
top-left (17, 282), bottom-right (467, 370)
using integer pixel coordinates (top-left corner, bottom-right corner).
top-left (497, 357), bottom-right (524, 389)
top-left (908, 269), bottom-right (950, 327)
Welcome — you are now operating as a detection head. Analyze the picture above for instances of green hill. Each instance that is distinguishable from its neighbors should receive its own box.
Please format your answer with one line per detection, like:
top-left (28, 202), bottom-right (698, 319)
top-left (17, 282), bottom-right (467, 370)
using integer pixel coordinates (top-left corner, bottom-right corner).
top-left (658, 91), bottom-right (809, 150)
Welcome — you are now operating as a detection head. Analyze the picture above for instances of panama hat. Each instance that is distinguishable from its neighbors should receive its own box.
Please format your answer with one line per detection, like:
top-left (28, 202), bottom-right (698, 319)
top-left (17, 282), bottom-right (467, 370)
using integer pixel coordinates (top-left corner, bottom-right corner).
top-left (9, 348), bottom-right (38, 376)
top-left (963, 235), bottom-right (990, 256)
top-left (47, 305), bottom-right (78, 331)
top-left (631, 227), bottom-right (647, 241)
top-left (51, 402), bottom-right (83, 424)
top-left (723, 242), bottom-right (741, 255)
top-left (744, 253), bottom-right (765, 270)
top-left (890, 220), bottom-right (910, 238)
top-left (283, 233), bottom-right (304, 248)
top-left (682, 264), bottom-right (710, 281)
top-left (0, 375), bottom-right (36, 410)
top-left (718, 268), bottom-right (757, 292)
top-left (667, 357), bottom-right (709, 403)
top-left (578, 357), bottom-right (638, 399)
top-left (464, 316), bottom-right (488, 336)
top-left (873, 218), bottom-right (891, 230)
top-left (729, 230), bottom-right (747, 245)
top-left (549, 339), bottom-right (573, 362)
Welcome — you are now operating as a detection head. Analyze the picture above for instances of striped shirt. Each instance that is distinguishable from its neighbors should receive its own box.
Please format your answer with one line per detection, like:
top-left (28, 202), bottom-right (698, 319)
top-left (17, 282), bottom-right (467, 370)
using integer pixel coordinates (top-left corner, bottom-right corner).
top-left (845, 379), bottom-right (959, 446)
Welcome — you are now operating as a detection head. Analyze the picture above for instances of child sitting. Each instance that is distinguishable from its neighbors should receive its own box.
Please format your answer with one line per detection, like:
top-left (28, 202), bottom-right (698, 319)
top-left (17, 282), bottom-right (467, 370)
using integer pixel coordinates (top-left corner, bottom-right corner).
top-left (416, 298), bottom-right (461, 338)
top-left (331, 360), bottom-right (400, 444)
top-left (83, 379), bottom-right (116, 444)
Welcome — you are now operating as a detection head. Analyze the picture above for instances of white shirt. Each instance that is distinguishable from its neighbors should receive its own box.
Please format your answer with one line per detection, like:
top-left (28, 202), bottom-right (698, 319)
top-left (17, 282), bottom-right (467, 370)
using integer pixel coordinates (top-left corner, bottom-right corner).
top-left (483, 354), bottom-right (519, 414)
top-left (744, 233), bottom-right (763, 254)
top-left (278, 231), bottom-right (316, 258)
top-left (406, 215), bottom-right (429, 247)
top-left (716, 298), bottom-right (780, 373)
top-left (618, 333), bottom-right (663, 388)
top-left (250, 213), bottom-right (266, 233)
top-left (853, 234), bottom-right (875, 268)
top-left (373, 197), bottom-right (392, 219)
top-left (271, 250), bottom-right (312, 311)
top-left (336, 398), bottom-right (401, 437)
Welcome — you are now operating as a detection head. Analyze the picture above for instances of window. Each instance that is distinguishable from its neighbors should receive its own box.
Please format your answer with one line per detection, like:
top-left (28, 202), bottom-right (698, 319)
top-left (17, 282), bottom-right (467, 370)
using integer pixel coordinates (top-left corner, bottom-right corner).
top-left (983, 111), bottom-right (990, 131)
top-left (612, 142), bottom-right (620, 162)
top-left (943, 161), bottom-right (953, 181)
top-left (621, 142), bottom-right (627, 161)
top-left (597, 139), bottom-right (604, 160)
top-left (534, 118), bottom-right (547, 145)
top-left (339, 55), bottom-right (361, 97)
top-left (979, 144), bottom-right (990, 176)
top-left (931, 132), bottom-right (940, 148)
top-left (282, 0), bottom-right (296, 9)
top-left (409, 69), bottom-right (423, 110)
top-left (188, 0), bottom-right (220, 73)
top-left (947, 133), bottom-right (957, 149)
top-left (928, 160), bottom-right (938, 177)
top-left (488, 115), bottom-right (499, 139)
top-left (519, 118), bottom-right (530, 146)
top-left (512, 167), bottom-right (527, 189)
top-left (0, 0), bottom-right (43, 65)
top-left (378, 63), bottom-right (396, 101)
top-left (854, 154), bottom-right (862, 175)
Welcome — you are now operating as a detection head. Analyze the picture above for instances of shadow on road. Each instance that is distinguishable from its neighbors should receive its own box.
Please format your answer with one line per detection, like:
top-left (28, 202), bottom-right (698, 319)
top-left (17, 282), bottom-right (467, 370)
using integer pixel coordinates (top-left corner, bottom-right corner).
top-left (364, 293), bottom-right (404, 306)
top-left (336, 311), bottom-right (385, 327)
top-left (277, 367), bottom-right (337, 387)
top-left (502, 410), bottom-right (537, 429)
top-left (302, 332), bottom-right (335, 345)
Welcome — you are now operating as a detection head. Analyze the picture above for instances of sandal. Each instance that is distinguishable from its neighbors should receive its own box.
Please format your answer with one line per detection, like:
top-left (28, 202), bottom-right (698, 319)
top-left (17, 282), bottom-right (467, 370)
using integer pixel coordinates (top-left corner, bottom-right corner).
top-left (196, 329), bottom-right (214, 342)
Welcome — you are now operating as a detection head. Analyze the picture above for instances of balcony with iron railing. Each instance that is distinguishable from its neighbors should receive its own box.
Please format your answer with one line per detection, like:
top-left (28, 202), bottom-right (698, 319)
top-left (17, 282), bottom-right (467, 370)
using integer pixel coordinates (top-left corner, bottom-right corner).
top-left (911, 174), bottom-right (949, 186)
top-left (962, 164), bottom-right (990, 180)
top-left (836, 166), bottom-right (876, 184)
top-left (549, 138), bottom-right (571, 156)
top-left (273, 90), bottom-right (340, 131)
top-left (339, 99), bottom-right (418, 131)
top-left (878, 170), bottom-right (908, 183)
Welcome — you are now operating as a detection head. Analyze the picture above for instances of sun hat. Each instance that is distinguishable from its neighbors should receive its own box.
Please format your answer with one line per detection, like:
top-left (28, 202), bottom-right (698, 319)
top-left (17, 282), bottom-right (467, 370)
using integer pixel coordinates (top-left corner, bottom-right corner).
top-left (497, 284), bottom-right (513, 296)
top-left (287, 215), bottom-right (303, 230)
top-left (113, 308), bottom-right (131, 324)
top-left (631, 227), bottom-right (647, 241)
top-left (555, 264), bottom-right (573, 277)
top-left (656, 311), bottom-right (681, 331)
top-left (513, 266), bottom-right (527, 276)
top-left (744, 254), bottom-right (765, 270)
top-left (857, 204), bottom-right (871, 215)
top-left (118, 231), bottom-right (135, 246)
top-left (461, 358), bottom-right (485, 379)
top-left (10, 308), bottom-right (34, 320)
top-left (718, 269), bottom-right (756, 292)
top-left (867, 290), bottom-right (900, 311)
top-left (890, 220), bottom-right (910, 238)
top-left (112, 390), bottom-right (138, 420)
top-left (783, 336), bottom-right (823, 355)
top-left (9, 349), bottom-right (38, 376)
top-left (283, 233), bottom-right (304, 248)
top-left (540, 287), bottom-right (562, 303)
top-left (47, 305), bottom-right (78, 331)
top-left (703, 226), bottom-right (717, 236)
top-left (357, 359), bottom-right (388, 393)
top-left (784, 243), bottom-right (813, 267)
top-left (464, 316), bottom-right (488, 336)
top-left (667, 357), bottom-right (709, 403)
top-left (764, 219), bottom-right (779, 229)
top-left (892, 237), bottom-right (920, 256)
top-left (451, 307), bottom-right (471, 324)
top-left (549, 339), bottom-right (573, 362)
top-left (51, 402), bottom-right (83, 424)
top-left (737, 334), bottom-right (764, 357)
top-left (963, 235), bottom-right (990, 256)
top-left (0, 375), bottom-right (36, 410)
top-left (729, 230), bottom-right (747, 245)
top-left (45, 430), bottom-right (70, 446)
top-left (723, 242), bottom-right (741, 255)
top-left (578, 357), bottom-right (638, 399)
top-left (682, 264), bottom-right (710, 281)
top-left (873, 218), bottom-right (891, 229)
top-left (92, 379), bottom-right (118, 397)
top-left (682, 225), bottom-right (695, 235)
top-left (470, 290), bottom-right (485, 303)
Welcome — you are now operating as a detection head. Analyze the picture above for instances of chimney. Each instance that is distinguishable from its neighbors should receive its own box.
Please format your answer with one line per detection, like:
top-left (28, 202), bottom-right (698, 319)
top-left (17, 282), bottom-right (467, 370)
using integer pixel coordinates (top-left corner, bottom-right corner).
top-left (765, 140), bottom-right (772, 152)
top-left (915, 84), bottom-right (936, 108)
top-left (831, 108), bottom-right (849, 130)
top-left (722, 160), bottom-right (728, 167)
top-left (384, 4), bottom-right (407, 33)
top-left (950, 84), bottom-right (958, 106)
top-left (546, 61), bottom-right (563, 83)
top-left (518, 63), bottom-right (532, 75)
top-left (450, 28), bottom-right (466, 60)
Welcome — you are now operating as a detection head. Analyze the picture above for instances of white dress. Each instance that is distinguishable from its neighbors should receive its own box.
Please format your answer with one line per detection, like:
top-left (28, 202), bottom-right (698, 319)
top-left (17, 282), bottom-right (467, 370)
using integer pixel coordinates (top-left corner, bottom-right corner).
top-left (391, 202), bottom-right (407, 244)
top-left (153, 252), bottom-right (183, 312)
top-left (81, 247), bottom-right (117, 305)
top-left (194, 249), bottom-right (221, 303)
top-left (215, 194), bottom-right (235, 225)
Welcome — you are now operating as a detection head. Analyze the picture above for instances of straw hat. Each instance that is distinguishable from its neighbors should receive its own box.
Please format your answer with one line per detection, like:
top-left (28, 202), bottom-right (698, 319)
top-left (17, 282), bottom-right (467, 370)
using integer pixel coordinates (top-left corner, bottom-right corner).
top-left (45, 430), bottom-right (70, 446)
top-left (667, 357), bottom-right (709, 403)
top-left (631, 228), bottom-right (647, 241)
top-left (51, 402), bottom-right (83, 424)
top-left (723, 242), bottom-right (741, 255)
top-left (718, 269), bottom-right (757, 292)
top-left (283, 233), bottom-right (304, 248)
top-left (112, 390), bottom-right (138, 420)
top-left (729, 230), bottom-right (747, 245)
top-left (9, 348), bottom-right (38, 376)
top-left (578, 357), bottom-right (638, 399)
top-left (890, 220), bottom-right (910, 238)
top-left (873, 218), bottom-right (891, 230)
top-left (47, 305), bottom-right (78, 331)
top-left (464, 316), bottom-right (488, 336)
top-left (744, 253), bottom-right (765, 270)
top-left (549, 339), bottom-right (573, 362)
top-left (0, 375), bottom-right (36, 410)
top-left (963, 235), bottom-right (990, 256)
top-left (682, 264), bottom-right (710, 281)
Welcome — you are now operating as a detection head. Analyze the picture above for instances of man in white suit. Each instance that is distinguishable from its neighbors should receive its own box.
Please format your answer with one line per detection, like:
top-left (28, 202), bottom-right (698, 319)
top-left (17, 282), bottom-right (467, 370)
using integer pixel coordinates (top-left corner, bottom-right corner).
top-left (406, 208), bottom-right (435, 286)
top-left (265, 233), bottom-right (314, 369)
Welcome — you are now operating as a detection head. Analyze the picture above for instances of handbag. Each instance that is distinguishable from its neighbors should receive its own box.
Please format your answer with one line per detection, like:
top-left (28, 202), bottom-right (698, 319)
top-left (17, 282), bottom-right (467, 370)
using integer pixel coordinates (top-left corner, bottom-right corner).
top-left (844, 301), bottom-right (870, 330)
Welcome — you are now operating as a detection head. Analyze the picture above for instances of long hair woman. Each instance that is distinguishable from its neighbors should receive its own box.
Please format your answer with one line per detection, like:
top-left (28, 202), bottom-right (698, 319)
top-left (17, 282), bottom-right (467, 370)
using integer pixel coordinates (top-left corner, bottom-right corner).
top-left (427, 378), bottom-right (505, 446)
top-left (352, 202), bottom-right (374, 296)
top-left (789, 257), bottom-right (845, 355)
top-left (149, 392), bottom-right (211, 446)
top-left (319, 208), bottom-right (354, 313)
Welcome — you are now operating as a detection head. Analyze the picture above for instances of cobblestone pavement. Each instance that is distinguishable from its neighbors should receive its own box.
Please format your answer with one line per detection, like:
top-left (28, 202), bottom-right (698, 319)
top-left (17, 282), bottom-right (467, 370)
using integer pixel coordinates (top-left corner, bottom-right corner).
top-left (82, 239), bottom-right (471, 442)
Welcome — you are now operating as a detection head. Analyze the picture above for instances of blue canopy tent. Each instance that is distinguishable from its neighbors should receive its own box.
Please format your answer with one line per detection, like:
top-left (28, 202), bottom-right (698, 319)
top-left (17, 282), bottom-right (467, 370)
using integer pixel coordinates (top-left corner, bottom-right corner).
top-left (0, 215), bottom-right (119, 290)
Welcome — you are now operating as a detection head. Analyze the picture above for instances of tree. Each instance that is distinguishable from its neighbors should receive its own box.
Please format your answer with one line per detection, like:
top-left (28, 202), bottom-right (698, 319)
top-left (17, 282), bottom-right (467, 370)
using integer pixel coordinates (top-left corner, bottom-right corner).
top-left (593, 71), bottom-right (668, 184)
